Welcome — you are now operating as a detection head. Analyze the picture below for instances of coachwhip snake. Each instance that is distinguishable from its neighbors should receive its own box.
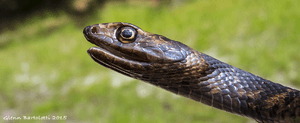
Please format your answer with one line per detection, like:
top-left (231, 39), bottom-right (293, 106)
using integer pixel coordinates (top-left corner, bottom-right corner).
top-left (83, 22), bottom-right (300, 123)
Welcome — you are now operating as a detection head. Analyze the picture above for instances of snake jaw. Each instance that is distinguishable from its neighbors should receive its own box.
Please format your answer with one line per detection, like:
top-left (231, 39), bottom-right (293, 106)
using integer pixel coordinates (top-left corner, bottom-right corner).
top-left (87, 47), bottom-right (151, 78)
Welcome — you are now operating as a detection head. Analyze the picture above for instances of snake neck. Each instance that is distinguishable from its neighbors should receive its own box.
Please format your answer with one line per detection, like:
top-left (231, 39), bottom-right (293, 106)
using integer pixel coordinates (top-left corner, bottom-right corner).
top-left (138, 50), bottom-right (300, 123)
top-left (136, 50), bottom-right (211, 86)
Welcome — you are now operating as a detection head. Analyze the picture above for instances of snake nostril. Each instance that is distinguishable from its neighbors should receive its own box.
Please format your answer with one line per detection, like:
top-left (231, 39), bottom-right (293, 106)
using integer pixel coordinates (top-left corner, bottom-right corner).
top-left (91, 26), bottom-right (99, 34)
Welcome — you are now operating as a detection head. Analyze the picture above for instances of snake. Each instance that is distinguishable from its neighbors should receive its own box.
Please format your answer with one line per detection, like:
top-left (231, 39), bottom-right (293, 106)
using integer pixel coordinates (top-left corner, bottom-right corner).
top-left (83, 22), bottom-right (300, 123)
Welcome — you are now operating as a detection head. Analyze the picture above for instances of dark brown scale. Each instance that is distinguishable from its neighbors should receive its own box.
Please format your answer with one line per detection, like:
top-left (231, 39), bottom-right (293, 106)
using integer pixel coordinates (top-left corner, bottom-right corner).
top-left (84, 22), bottom-right (300, 123)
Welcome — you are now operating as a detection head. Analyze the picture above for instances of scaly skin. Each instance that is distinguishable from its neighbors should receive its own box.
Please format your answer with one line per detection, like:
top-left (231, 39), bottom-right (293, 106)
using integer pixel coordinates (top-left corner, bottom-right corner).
top-left (83, 22), bottom-right (300, 123)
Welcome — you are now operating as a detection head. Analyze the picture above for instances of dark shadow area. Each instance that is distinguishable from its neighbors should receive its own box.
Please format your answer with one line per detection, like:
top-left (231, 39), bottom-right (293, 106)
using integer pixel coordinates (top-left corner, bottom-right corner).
top-left (0, 0), bottom-right (113, 48)
top-left (0, 0), bottom-right (174, 49)
top-left (0, 0), bottom-right (109, 32)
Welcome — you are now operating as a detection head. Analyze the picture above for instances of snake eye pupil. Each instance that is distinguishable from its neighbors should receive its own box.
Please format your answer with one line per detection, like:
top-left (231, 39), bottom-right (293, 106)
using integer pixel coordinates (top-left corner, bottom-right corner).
top-left (121, 29), bottom-right (133, 38)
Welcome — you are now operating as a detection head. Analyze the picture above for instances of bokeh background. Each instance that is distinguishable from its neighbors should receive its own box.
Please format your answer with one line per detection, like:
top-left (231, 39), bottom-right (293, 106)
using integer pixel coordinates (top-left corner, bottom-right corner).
top-left (1, 0), bottom-right (300, 123)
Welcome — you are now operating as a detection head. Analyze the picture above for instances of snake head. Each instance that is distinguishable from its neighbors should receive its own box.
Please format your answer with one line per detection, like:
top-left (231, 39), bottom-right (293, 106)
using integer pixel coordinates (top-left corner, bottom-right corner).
top-left (83, 22), bottom-right (190, 64)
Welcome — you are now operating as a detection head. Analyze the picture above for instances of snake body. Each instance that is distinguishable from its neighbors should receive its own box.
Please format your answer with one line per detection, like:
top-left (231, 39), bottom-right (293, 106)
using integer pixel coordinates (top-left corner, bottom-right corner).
top-left (83, 22), bottom-right (300, 123)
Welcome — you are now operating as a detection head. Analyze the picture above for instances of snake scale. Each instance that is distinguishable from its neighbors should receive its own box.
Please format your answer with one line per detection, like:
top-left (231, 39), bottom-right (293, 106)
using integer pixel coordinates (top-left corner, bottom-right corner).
top-left (83, 22), bottom-right (300, 123)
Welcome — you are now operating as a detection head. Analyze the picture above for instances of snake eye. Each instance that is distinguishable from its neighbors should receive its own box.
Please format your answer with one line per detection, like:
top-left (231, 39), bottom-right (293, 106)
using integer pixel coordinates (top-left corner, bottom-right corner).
top-left (117, 27), bottom-right (137, 43)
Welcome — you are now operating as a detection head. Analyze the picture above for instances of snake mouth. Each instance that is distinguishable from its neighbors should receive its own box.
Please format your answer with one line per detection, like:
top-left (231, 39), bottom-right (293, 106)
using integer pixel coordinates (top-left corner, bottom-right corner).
top-left (87, 46), bottom-right (150, 77)
top-left (87, 47), bottom-right (140, 77)
top-left (84, 25), bottom-right (150, 75)
top-left (87, 46), bottom-right (135, 65)
top-left (86, 43), bottom-right (149, 65)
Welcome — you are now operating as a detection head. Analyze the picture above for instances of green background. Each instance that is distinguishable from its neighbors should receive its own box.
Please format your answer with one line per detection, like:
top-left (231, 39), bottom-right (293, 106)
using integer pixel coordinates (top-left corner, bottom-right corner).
top-left (1, 0), bottom-right (300, 123)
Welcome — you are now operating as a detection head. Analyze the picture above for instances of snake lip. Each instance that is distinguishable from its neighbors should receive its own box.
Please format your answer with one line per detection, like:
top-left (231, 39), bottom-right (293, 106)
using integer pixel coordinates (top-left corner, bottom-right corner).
top-left (87, 44), bottom-right (149, 64)
top-left (87, 47), bottom-right (135, 77)
top-left (87, 46), bottom-right (149, 74)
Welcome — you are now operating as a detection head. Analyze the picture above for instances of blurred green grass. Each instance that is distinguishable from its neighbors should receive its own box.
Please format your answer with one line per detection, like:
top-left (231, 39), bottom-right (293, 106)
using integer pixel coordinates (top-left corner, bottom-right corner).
top-left (1, 0), bottom-right (300, 123)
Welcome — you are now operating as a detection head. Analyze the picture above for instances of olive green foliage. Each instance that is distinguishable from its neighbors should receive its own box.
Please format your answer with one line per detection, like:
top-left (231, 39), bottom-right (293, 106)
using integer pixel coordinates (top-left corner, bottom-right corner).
top-left (1, 0), bottom-right (300, 123)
